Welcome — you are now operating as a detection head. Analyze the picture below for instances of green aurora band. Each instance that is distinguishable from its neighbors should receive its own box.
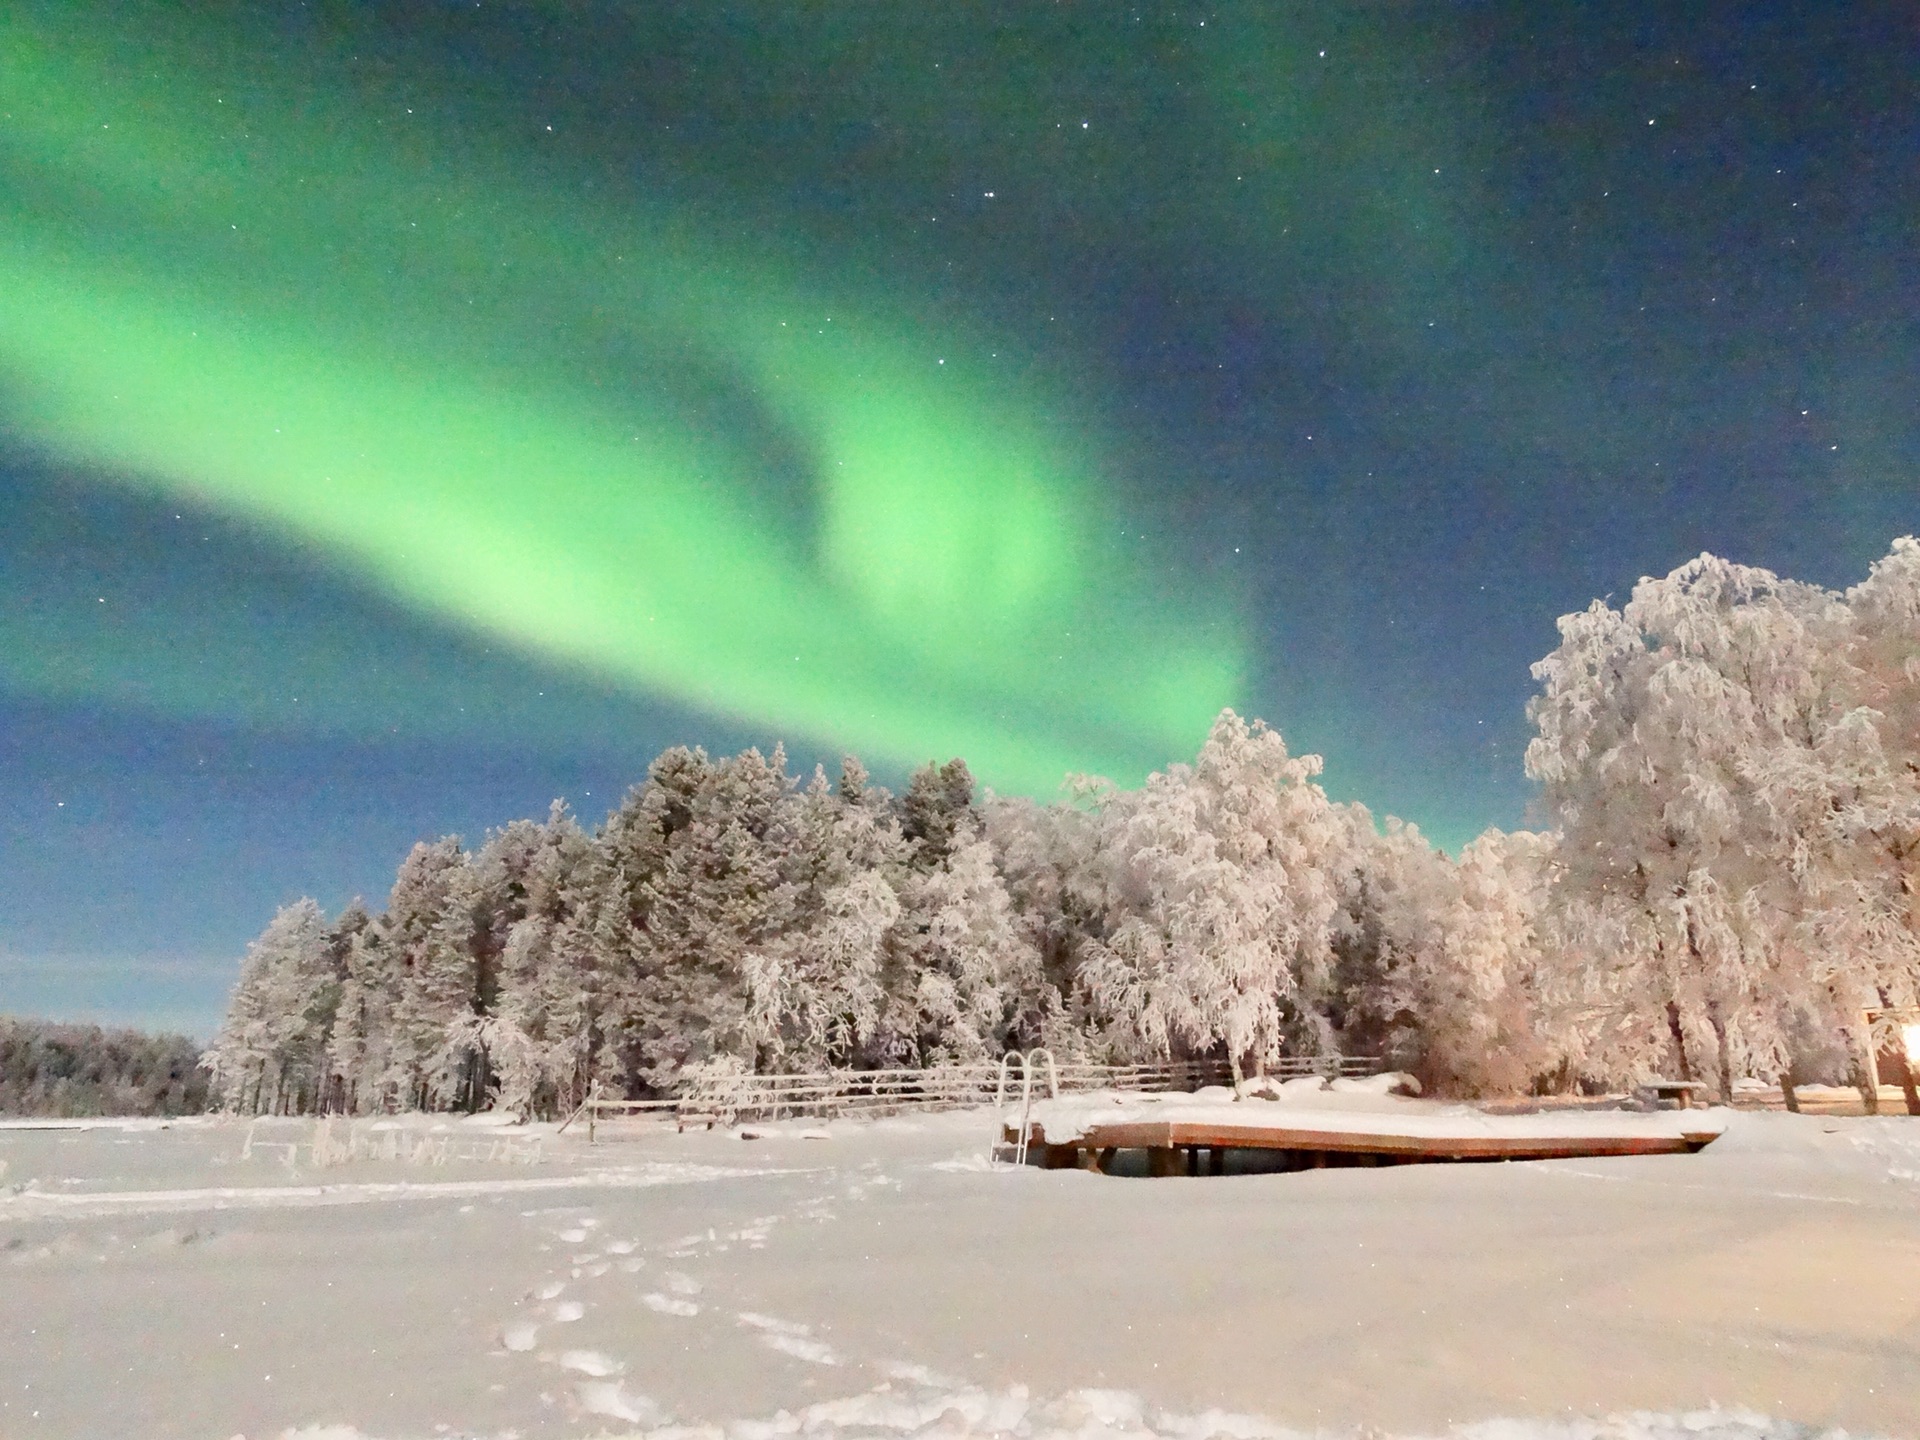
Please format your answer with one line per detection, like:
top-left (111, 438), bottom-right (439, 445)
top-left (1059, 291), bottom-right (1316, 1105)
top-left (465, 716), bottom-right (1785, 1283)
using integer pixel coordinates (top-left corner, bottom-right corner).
top-left (0, 13), bottom-right (1246, 792)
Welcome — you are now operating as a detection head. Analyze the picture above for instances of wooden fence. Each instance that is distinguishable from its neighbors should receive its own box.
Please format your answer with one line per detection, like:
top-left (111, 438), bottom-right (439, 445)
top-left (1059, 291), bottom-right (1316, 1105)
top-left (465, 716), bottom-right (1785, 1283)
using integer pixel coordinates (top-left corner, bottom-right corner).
top-left (560, 1053), bottom-right (1381, 1139)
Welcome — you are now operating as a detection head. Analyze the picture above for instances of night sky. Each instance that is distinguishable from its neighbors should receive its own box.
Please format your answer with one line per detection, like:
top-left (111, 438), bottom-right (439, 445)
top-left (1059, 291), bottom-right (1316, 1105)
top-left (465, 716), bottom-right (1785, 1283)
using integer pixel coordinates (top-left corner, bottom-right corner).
top-left (3, 2), bottom-right (1915, 1036)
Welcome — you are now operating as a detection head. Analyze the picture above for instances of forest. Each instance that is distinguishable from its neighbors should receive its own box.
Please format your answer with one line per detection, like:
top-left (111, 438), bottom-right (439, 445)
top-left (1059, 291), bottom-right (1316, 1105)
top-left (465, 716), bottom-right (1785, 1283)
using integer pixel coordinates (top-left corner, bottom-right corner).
top-left (0, 1016), bottom-right (210, 1117)
top-left (198, 541), bottom-right (1920, 1119)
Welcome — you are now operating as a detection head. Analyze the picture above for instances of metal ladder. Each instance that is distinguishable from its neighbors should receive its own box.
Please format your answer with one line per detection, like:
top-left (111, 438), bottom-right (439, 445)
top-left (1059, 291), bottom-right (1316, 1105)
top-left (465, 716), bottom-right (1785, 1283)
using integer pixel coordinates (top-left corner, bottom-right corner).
top-left (988, 1047), bottom-right (1058, 1167)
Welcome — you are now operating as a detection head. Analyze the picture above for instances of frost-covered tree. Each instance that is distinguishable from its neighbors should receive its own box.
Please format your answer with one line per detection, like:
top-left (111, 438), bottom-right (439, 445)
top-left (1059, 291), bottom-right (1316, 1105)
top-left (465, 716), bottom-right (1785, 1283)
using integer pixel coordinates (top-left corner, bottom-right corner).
top-left (1071, 710), bottom-right (1348, 1075)
top-left (982, 793), bottom-right (1106, 1053)
top-left (1326, 812), bottom-right (1451, 1063)
top-left (204, 898), bottom-right (340, 1113)
top-left (900, 758), bottom-right (977, 869)
top-left (1772, 538), bottom-right (1920, 1109)
top-left (1526, 551), bottom-right (1906, 1101)
top-left (592, 746), bottom-right (802, 1088)
top-left (743, 763), bottom-right (903, 1069)
top-left (487, 801), bottom-right (597, 1116)
top-left (894, 814), bottom-right (1051, 1064)
top-left (314, 899), bottom-right (371, 1111)
top-left (1325, 815), bottom-right (1557, 1096)
top-left (377, 836), bottom-right (476, 1108)
top-left (1420, 829), bottom-right (1559, 1094)
top-left (327, 916), bottom-right (403, 1113)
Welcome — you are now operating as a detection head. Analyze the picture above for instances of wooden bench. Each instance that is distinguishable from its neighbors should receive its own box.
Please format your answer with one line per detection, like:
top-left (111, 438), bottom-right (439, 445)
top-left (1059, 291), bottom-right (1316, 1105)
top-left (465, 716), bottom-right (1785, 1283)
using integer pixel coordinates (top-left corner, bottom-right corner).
top-left (1635, 1079), bottom-right (1708, 1110)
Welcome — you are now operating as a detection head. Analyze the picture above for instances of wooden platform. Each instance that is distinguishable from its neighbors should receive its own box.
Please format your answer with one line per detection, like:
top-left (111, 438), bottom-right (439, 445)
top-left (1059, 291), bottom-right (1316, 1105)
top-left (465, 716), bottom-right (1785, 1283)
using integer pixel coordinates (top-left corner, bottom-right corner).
top-left (1012, 1114), bottom-right (1724, 1174)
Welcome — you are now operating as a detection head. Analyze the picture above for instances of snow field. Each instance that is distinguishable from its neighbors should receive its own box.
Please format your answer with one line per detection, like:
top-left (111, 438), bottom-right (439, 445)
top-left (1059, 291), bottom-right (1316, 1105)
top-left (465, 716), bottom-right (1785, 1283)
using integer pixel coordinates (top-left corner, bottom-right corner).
top-left (3, 1108), bottom-right (1914, 1439)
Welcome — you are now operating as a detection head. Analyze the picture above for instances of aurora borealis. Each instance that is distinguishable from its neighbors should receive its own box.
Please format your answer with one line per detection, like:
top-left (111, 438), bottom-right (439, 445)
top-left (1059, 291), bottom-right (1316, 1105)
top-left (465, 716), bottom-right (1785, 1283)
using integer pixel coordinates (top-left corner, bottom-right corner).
top-left (0, 6), bottom-right (1241, 792)
top-left (4, 3), bottom-right (1916, 1031)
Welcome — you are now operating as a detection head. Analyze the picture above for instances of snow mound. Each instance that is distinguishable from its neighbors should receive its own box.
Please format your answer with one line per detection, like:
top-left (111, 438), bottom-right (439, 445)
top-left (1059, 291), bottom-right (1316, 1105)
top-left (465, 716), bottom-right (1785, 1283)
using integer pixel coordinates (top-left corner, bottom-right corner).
top-left (1449, 1412), bottom-right (1844, 1440)
top-left (497, 1379), bottom-right (1860, 1440)
top-left (1328, 1072), bottom-right (1421, 1096)
top-left (1236, 1076), bottom-right (1327, 1100)
top-left (930, 1152), bottom-right (996, 1173)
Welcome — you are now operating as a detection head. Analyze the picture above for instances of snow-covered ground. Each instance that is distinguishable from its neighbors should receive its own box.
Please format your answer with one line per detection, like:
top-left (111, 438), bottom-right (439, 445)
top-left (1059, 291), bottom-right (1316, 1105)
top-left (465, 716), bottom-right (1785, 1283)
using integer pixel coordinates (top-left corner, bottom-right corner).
top-left (2, 1102), bottom-right (1917, 1440)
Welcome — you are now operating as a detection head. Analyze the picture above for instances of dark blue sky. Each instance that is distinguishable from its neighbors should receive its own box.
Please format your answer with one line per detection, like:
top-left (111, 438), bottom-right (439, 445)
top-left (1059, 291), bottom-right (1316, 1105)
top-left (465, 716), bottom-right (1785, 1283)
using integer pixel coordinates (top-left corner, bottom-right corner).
top-left (3, 2), bottom-right (1915, 1036)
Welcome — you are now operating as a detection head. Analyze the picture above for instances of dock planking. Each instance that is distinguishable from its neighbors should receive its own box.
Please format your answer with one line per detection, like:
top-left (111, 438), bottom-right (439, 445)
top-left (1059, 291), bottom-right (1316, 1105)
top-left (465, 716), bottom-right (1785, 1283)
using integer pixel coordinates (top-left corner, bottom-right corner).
top-left (1012, 1115), bottom-right (1723, 1174)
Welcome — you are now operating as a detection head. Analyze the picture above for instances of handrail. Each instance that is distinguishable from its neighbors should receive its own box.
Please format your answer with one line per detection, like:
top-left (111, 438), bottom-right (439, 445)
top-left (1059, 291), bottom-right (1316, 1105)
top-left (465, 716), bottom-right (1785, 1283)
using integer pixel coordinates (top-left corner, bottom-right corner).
top-left (988, 1051), bottom-right (1026, 1167)
top-left (1012, 1053), bottom-right (1036, 1165)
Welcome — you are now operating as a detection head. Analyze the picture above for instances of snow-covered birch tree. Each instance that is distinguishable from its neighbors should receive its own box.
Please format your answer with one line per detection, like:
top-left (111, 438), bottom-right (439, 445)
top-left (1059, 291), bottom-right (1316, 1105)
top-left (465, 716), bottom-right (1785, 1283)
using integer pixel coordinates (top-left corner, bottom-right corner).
top-left (1527, 551), bottom-right (1884, 1098)
top-left (1071, 710), bottom-right (1348, 1074)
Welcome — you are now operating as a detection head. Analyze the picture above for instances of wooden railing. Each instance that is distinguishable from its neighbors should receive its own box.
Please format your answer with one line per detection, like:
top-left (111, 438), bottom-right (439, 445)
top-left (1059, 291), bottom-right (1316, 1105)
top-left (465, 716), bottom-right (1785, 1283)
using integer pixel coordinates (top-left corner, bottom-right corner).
top-left (559, 1052), bottom-right (1381, 1140)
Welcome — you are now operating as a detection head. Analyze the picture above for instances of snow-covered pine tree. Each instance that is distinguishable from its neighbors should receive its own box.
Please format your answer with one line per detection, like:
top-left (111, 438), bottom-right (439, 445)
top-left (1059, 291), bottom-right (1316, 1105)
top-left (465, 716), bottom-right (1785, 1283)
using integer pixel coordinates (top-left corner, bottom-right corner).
top-left (981, 790), bottom-right (1107, 1056)
top-left (743, 762), bottom-right (903, 1070)
top-left (204, 898), bottom-right (339, 1113)
top-left (591, 746), bottom-right (802, 1089)
top-left (327, 915), bottom-right (403, 1113)
top-left (425, 813), bottom-right (573, 1112)
top-left (900, 758), bottom-right (977, 869)
top-left (378, 836), bottom-right (474, 1108)
top-left (315, 899), bottom-right (371, 1110)
top-left (893, 813), bottom-right (1050, 1064)
top-left (488, 801), bottom-right (602, 1116)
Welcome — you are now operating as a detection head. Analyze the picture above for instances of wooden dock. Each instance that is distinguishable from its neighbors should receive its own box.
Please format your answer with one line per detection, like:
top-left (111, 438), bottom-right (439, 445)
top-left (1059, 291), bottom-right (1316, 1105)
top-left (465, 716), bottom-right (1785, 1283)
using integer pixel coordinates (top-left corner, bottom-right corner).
top-left (1011, 1113), bottom-right (1724, 1175)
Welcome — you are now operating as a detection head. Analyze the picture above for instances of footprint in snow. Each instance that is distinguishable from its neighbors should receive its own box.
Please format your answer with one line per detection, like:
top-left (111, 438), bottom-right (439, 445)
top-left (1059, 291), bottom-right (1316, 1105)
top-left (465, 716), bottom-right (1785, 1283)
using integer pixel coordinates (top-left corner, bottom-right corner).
top-left (737, 1312), bottom-right (839, 1366)
top-left (664, 1270), bottom-right (702, 1295)
top-left (558, 1349), bottom-right (624, 1377)
top-left (576, 1380), bottom-right (662, 1425)
top-left (549, 1300), bottom-right (586, 1323)
top-left (737, 1312), bottom-right (808, 1335)
top-left (535, 1280), bottom-right (567, 1301)
top-left (641, 1292), bottom-right (699, 1317)
top-left (762, 1333), bottom-right (839, 1365)
top-left (501, 1322), bottom-right (539, 1353)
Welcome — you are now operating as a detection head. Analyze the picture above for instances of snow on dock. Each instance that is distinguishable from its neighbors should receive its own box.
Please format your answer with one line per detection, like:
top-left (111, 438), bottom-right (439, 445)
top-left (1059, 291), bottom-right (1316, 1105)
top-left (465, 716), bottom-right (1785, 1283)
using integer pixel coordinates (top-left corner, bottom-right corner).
top-left (1011, 1083), bottom-right (1726, 1172)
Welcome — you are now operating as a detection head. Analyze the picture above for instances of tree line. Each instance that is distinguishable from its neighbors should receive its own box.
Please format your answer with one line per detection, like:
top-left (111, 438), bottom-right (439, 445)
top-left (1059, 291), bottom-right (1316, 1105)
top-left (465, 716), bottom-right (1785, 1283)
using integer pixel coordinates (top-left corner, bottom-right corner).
top-left (0, 1016), bottom-right (210, 1117)
top-left (202, 538), bottom-right (1920, 1117)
